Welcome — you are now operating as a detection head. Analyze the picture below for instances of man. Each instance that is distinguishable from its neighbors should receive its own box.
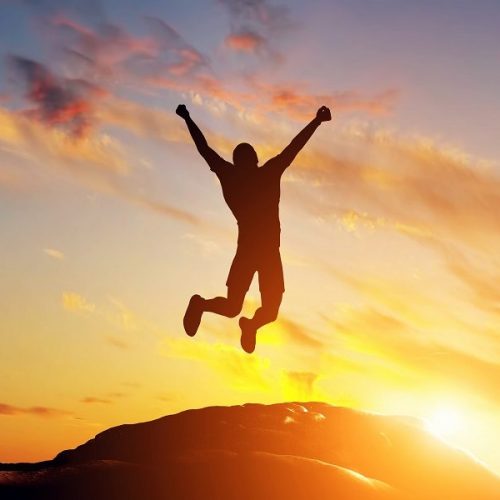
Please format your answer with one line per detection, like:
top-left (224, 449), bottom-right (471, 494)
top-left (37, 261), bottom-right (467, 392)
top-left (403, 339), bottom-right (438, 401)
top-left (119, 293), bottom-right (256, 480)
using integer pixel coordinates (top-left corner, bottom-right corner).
top-left (177, 104), bottom-right (331, 353)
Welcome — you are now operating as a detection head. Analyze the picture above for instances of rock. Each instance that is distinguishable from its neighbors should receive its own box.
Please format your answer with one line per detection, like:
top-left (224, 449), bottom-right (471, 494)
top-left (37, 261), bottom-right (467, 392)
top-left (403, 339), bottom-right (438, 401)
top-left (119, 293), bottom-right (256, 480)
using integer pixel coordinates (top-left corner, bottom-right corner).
top-left (1, 402), bottom-right (499, 499)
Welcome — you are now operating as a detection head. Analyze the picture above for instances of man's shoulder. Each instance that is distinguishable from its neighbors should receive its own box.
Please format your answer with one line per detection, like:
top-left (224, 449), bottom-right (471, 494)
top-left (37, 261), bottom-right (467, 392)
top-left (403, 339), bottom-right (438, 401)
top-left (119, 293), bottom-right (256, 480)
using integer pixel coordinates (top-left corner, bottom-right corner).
top-left (211, 159), bottom-right (233, 177)
top-left (262, 153), bottom-right (287, 172)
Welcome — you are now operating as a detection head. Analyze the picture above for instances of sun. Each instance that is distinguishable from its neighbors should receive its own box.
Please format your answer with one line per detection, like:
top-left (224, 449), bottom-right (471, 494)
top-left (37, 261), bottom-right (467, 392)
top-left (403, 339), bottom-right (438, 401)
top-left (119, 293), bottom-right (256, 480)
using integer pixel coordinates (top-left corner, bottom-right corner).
top-left (425, 407), bottom-right (464, 439)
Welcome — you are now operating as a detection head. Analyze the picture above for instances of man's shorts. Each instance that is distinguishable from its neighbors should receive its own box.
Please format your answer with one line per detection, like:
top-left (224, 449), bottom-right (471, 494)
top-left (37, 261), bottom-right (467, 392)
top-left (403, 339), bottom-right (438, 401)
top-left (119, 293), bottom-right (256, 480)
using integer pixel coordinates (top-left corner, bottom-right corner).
top-left (226, 246), bottom-right (284, 296)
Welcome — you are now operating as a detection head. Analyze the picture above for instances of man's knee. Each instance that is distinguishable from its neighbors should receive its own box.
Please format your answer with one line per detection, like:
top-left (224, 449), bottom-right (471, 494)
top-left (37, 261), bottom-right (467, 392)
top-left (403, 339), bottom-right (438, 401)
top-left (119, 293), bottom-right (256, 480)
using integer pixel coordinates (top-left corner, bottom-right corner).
top-left (225, 292), bottom-right (245, 318)
top-left (264, 307), bottom-right (279, 322)
top-left (225, 302), bottom-right (242, 318)
top-left (256, 302), bottom-right (280, 323)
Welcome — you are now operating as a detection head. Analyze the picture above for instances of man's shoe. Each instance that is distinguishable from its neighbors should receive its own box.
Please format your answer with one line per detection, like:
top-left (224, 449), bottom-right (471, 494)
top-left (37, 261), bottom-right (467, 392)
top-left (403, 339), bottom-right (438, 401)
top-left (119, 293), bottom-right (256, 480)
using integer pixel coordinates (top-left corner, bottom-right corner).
top-left (239, 317), bottom-right (257, 354)
top-left (183, 295), bottom-right (204, 337)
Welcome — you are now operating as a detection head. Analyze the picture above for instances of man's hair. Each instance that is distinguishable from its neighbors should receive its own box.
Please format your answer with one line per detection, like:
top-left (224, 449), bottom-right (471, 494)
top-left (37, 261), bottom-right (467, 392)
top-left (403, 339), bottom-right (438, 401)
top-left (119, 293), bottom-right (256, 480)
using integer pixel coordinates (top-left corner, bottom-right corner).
top-left (233, 143), bottom-right (258, 167)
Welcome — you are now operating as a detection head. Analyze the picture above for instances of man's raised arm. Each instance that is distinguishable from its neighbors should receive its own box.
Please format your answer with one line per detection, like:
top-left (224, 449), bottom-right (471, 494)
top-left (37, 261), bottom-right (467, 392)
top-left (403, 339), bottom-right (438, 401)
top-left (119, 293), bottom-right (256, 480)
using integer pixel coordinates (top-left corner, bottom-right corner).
top-left (276, 106), bottom-right (331, 168)
top-left (176, 104), bottom-right (226, 170)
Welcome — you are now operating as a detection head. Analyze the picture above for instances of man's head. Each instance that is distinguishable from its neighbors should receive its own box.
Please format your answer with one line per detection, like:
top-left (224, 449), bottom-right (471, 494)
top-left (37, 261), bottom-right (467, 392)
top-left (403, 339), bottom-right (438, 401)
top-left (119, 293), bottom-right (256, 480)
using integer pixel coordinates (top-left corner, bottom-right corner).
top-left (233, 143), bottom-right (258, 169)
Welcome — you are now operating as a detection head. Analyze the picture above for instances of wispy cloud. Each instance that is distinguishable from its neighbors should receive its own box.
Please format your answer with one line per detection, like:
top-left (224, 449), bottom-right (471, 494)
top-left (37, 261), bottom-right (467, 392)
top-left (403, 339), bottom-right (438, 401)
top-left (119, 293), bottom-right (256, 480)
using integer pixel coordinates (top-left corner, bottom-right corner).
top-left (277, 317), bottom-right (326, 350)
top-left (47, 14), bottom-right (208, 88)
top-left (282, 371), bottom-right (319, 400)
top-left (7, 55), bottom-right (104, 137)
top-left (105, 335), bottom-right (130, 350)
top-left (0, 103), bottom-right (200, 225)
top-left (39, 12), bottom-right (398, 124)
top-left (43, 247), bottom-right (65, 260)
top-left (0, 403), bottom-right (72, 418)
top-left (250, 81), bottom-right (399, 119)
top-left (162, 338), bottom-right (271, 391)
top-left (218, 0), bottom-right (293, 61)
top-left (319, 269), bottom-right (500, 406)
top-left (80, 396), bottom-right (111, 404)
top-left (281, 123), bottom-right (500, 254)
top-left (225, 31), bottom-right (266, 53)
top-left (62, 291), bottom-right (95, 313)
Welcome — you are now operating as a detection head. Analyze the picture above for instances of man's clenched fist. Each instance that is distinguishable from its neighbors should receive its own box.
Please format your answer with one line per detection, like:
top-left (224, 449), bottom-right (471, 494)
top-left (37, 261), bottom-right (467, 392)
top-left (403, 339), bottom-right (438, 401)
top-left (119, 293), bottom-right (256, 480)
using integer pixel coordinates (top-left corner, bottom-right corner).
top-left (176, 104), bottom-right (190, 119)
top-left (316, 106), bottom-right (331, 122)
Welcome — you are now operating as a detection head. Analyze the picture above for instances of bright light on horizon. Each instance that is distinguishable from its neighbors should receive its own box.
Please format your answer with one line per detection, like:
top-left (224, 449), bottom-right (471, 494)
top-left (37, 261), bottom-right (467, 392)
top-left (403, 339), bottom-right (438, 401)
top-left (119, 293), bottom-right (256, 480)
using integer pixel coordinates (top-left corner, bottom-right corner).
top-left (425, 407), bottom-right (464, 439)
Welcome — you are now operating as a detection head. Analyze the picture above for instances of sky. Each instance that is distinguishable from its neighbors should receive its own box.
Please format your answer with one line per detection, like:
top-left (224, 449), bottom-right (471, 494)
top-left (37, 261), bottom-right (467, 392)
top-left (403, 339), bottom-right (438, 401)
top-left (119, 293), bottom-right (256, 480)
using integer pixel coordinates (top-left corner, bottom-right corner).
top-left (1, 0), bottom-right (500, 475)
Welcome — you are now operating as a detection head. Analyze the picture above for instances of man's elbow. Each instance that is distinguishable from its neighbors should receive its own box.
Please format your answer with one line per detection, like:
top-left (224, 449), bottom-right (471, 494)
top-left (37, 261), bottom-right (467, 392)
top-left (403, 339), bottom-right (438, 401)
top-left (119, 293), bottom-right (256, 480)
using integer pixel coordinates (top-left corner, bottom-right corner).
top-left (196, 144), bottom-right (210, 156)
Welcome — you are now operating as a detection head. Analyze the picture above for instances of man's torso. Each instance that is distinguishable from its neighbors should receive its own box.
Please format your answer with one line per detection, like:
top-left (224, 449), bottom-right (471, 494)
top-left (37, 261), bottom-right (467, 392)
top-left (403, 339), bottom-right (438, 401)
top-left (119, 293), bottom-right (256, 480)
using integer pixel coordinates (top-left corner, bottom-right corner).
top-left (216, 162), bottom-right (283, 248)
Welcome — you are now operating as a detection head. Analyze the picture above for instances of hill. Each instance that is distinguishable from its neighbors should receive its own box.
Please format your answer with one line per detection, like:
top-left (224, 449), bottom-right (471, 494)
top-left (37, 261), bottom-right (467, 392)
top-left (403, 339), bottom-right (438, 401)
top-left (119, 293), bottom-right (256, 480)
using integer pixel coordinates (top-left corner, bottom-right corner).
top-left (1, 402), bottom-right (499, 499)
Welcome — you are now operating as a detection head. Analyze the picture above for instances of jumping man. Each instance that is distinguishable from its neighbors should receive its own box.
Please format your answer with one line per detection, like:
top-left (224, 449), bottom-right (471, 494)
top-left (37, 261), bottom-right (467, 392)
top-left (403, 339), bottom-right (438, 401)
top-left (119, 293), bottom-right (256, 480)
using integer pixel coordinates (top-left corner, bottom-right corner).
top-left (177, 104), bottom-right (332, 353)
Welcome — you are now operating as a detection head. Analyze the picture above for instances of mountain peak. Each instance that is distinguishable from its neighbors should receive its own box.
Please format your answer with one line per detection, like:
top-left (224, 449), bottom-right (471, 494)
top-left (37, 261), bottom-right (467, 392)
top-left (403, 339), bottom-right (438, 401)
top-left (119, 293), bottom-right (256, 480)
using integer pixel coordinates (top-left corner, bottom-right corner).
top-left (1, 402), bottom-right (499, 499)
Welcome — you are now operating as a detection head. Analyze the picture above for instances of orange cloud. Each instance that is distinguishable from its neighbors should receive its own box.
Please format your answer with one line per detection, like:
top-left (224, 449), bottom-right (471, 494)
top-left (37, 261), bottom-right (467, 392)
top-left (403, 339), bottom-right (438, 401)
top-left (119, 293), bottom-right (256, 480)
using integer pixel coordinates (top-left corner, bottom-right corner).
top-left (278, 124), bottom-right (500, 256)
top-left (249, 81), bottom-right (399, 119)
top-left (0, 104), bottom-right (200, 226)
top-left (11, 12), bottom-right (399, 148)
top-left (224, 32), bottom-right (266, 52)
top-left (49, 14), bottom-right (207, 83)
top-left (7, 55), bottom-right (105, 137)
top-left (80, 397), bottom-right (111, 404)
top-left (218, 0), bottom-right (292, 61)
top-left (0, 403), bottom-right (71, 418)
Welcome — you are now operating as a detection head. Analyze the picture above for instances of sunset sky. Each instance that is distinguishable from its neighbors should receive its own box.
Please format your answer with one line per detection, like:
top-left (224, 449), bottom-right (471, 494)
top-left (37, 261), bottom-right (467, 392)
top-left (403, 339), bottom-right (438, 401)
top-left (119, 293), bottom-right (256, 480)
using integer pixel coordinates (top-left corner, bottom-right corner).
top-left (1, 0), bottom-right (500, 475)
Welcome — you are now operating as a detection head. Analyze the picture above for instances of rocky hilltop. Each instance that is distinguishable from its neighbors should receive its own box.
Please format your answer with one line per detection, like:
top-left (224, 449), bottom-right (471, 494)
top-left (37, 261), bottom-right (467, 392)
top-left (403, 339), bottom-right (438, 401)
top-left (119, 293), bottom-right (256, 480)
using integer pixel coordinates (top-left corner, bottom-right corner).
top-left (1, 402), bottom-right (499, 499)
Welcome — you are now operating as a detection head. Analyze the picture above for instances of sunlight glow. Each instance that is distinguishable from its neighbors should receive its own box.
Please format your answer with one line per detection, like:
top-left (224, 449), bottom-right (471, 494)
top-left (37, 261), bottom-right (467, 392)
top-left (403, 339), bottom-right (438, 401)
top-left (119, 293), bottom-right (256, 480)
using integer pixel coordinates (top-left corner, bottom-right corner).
top-left (425, 407), bottom-right (464, 438)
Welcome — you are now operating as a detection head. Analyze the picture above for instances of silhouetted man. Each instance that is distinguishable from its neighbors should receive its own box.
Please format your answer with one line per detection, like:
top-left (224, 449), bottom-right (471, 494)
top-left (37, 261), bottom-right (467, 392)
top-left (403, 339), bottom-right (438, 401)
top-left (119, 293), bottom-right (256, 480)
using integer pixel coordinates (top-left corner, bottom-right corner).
top-left (177, 104), bottom-right (331, 353)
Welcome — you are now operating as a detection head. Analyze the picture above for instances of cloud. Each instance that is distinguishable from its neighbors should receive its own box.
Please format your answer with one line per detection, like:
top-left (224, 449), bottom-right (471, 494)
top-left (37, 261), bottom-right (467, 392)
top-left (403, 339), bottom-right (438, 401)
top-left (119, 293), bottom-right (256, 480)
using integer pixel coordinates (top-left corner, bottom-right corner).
top-left (106, 336), bottom-right (130, 349)
top-left (162, 338), bottom-right (271, 391)
top-left (80, 396), bottom-right (111, 404)
top-left (5, 15), bottom-right (209, 138)
top-left (429, 242), bottom-right (500, 321)
top-left (0, 403), bottom-right (71, 418)
top-left (320, 272), bottom-right (500, 405)
top-left (250, 82), bottom-right (399, 119)
top-left (281, 123), bottom-right (500, 254)
top-left (107, 392), bottom-right (126, 399)
top-left (9, 12), bottom-right (398, 142)
top-left (277, 317), bottom-right (326, 350)
top-left (49, 12), bottom-right (393, 121)
top-left (122, 381), bottom-right (141, 388)
top-left (0, 103), bottom-right (200, 225)
top-left (43, 247), bottom-right (65, 260)
top-left (62, 291), bottom-right (95, 313)
top-left (143, 16), bottom-right (208, 76)
top-left (49, 14), bottom-right (208, 85)
top-left (224, 31), bottom-right (266, 53)
top-left (282, 371), bottom-right (319, 400)
top-left (218, 0), bottom-right (292, 60)
top-left (7, 55), bottom-right (104, 137)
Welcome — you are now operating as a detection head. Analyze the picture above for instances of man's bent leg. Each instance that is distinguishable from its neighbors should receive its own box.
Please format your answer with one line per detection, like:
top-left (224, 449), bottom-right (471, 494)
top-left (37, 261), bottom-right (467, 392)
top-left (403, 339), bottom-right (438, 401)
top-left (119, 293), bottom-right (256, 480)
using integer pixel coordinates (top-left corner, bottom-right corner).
top-left (184, 245), bottom-right (254, 338)
top-left (203, 287), bottom-right (246, 318)
top-left (250, 291), bottom-right (283, 329)
top-left (183, 288), bottom-right (245, 337)
top-left (240, 249), bottom-right (284, 353)
top-left (240, 290), bottom-right (283, 353)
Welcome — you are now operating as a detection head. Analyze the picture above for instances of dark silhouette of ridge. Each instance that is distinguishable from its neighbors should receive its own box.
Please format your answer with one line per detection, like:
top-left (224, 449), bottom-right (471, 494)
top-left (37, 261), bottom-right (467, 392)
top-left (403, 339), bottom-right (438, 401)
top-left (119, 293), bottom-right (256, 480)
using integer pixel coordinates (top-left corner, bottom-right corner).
top-left (1, 402), bottom-right (499, 499)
